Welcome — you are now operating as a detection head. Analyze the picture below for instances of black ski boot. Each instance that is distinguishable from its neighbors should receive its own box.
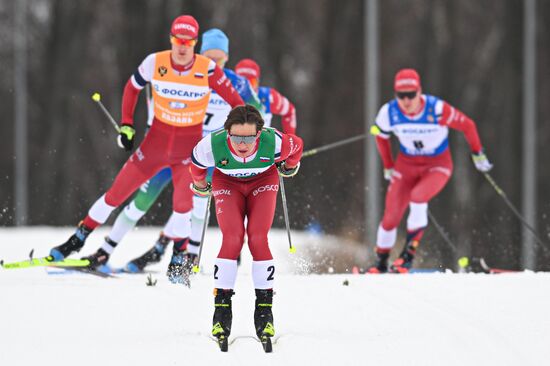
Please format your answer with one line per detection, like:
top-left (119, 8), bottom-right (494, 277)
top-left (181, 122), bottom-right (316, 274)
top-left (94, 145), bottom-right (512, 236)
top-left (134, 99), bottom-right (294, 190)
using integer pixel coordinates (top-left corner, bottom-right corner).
top-left (50, 222), bottom-right (93, 261)
top-left (390, 228), bottom-right (424, 273)
top-left (254, 289), bottom-right (274, 352)
top-left (366, 249), bottom-right (390, 274)
top-left (81, 237), bottom-right (118, 270)
top-left (126, 234), bottom-right (170, 273)
top-left (212, 289), bottom-right (234, 352)
top-left (390, 245), bottom-right (417, 273)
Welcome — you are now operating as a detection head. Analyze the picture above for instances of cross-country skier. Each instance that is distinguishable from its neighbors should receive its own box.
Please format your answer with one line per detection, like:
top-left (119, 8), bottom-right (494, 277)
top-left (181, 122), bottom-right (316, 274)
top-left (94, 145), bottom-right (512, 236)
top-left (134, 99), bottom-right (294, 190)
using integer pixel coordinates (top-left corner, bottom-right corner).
top-left (190, 105), bottom-right (303, 351)
top-left (47, 16), bottom-right (245, 269)
top-left (367, 68), bottom-right (493, 273)
top-left (235, 58), bottom-right (297, 134)
top-left (109, 29), bottom-right (265, 281)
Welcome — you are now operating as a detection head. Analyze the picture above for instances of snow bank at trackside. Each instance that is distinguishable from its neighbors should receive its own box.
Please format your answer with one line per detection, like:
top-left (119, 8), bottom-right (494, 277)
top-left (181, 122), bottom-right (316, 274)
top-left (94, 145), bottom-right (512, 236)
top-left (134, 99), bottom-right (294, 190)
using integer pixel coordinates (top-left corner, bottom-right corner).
top-left (1, 228), bottom-right (549, 366)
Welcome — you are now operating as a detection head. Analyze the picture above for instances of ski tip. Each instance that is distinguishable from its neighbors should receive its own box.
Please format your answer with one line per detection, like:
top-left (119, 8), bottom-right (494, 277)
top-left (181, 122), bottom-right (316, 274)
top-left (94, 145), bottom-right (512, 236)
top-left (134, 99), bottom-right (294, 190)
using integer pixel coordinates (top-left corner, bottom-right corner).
top-left (217, 335), bottom-right (228, 352)
top-left (192, 265), bottom-right (200, 273)
top-left (92, 92), bottom-right (101, 102)
top-left (29, 249), bottom-right (35, 259)
top-left (289, 246), bottom-right (296, 254)
top-left (0, 259), bottom-right (4, 267)
top-left (261, 336), bottom-right (273, 353)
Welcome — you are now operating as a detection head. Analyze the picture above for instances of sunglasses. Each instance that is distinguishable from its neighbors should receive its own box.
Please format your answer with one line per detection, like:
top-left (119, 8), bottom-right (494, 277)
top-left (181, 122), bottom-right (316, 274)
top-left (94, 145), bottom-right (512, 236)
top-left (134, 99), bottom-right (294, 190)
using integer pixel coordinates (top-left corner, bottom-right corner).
top-left (396, 91), bottom-right (418, 100)
top-left (229, 134), bottom-right (258, 144)
top-left (170, 35), bottom-right (198, 47)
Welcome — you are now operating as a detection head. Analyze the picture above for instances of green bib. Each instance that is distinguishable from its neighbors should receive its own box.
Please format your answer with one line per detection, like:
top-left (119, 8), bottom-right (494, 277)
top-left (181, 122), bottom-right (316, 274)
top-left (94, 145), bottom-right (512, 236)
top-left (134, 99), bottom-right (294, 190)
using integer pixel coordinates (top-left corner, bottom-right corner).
top-left (211, 128), bottom-right (277, 178)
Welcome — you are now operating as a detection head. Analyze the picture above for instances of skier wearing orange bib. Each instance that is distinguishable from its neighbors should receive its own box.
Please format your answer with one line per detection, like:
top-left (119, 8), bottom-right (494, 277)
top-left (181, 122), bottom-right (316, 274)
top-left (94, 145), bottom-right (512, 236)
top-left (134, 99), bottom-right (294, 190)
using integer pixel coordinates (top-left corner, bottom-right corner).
top-left (48, 15), bottom-right (244, 267)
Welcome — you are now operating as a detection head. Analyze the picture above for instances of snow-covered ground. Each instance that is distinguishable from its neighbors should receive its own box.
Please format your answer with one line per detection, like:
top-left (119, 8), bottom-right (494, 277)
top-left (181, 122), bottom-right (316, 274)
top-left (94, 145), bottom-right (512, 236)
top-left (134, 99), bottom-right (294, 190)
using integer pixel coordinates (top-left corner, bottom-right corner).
top-left (1, 227), bottom-right (549, 366)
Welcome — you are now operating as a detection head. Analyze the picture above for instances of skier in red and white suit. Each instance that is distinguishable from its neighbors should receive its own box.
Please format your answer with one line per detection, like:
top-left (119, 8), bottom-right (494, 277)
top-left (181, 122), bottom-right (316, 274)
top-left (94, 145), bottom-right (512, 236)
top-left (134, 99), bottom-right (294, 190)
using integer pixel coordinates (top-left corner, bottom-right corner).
top-left (190, 105), bottom-right (303, 345)
top-left (49, 15), bottom-right (244, 267)
top-left (368, 68), bottom-right (493, 273)
top-left (235, 58), bottom-right (297, 134)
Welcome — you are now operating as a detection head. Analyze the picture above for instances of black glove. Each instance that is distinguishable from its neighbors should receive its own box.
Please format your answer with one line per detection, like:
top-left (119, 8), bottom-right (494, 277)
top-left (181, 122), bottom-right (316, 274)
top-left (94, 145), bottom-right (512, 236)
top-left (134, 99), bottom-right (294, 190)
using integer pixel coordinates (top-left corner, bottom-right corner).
top-left (117, 124), bottom-right (136, 151)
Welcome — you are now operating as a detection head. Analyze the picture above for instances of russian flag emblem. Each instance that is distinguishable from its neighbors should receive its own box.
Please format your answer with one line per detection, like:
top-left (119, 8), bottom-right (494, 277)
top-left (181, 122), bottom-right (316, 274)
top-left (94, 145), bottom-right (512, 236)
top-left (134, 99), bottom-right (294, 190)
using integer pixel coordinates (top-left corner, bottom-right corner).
top-left (260, 157), bottom-right (270, 162)
top-left (194, 73), bottom-right (205, 79)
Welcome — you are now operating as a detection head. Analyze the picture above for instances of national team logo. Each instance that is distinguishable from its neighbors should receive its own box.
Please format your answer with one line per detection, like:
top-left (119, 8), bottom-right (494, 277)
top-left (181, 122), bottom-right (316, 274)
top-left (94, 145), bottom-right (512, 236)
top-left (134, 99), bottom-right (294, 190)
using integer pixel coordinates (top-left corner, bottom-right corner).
top-left (158, 66), bottom-right (168, 76)
top-left (218, 158), bottom-right (229, 167)
top-left (427, 115), bottom-right (434, 122)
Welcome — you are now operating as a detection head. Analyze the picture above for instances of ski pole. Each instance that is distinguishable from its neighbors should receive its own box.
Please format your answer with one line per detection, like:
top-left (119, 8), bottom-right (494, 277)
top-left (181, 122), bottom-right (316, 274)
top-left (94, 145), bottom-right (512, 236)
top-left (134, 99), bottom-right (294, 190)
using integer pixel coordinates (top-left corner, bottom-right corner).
top-left (302, 134), bottom-right (367, 158)
top-left (91, 92), bottom-right (120, 133)
top-left (482, 172), bottom-right (549, 250)
top-left (428, 209), bottom-right (457, 252)
top-left (192, 193), bottom-right (213, 273)
top-left (278, 174), bottom-right (296, 253)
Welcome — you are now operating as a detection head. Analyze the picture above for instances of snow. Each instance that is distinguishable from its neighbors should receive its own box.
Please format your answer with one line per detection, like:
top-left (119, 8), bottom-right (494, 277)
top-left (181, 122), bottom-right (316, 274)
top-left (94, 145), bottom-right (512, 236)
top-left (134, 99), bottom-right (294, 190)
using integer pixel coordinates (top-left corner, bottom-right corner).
top-left (1, 227), bottom-right (549, 365)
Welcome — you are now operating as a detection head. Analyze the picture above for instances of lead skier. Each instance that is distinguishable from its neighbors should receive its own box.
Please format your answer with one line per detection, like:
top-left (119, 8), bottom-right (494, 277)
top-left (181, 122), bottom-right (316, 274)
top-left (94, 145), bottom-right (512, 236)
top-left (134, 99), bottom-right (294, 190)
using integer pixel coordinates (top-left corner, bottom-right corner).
top-left (48, 16), bottom-right (244, 264)
top-left (190, 105), bottom-right (303, 350)
top-left (368, 68), bottom-right (493, 273)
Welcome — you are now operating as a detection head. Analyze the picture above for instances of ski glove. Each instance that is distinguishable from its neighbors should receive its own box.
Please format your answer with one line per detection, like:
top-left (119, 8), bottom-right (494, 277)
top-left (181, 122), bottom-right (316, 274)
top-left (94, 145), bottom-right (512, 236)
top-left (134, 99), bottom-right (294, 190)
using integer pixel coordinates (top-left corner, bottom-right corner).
top-left (471, 151), bottom-right (493, 172)
top-left (277, 161), bottom-right (300, 178)
top-left (383, 168), bottom-right (394, 181)
top-left (191, 182), bottom-right (212, 197)
top-left (117, 124), bottom-right (136, 151)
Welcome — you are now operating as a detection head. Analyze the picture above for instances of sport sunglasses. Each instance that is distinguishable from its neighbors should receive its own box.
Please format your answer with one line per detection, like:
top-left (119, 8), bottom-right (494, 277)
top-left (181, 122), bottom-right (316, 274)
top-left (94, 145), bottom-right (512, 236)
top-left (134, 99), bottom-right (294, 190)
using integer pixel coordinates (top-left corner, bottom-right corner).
top-left (396, 91), bottom-right (418, 100)
top-left (170, 35), bottom-right (198, 47)
top-left (229, 134), bottom-right (258, 144)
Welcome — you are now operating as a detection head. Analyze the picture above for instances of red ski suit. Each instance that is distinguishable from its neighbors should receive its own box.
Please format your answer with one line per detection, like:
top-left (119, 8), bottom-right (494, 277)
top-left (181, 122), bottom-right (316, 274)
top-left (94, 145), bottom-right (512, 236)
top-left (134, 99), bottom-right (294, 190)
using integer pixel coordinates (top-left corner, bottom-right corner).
top-left (375, 96), bottom-right (483, 230)
top-left (191, 132), bottom-right (303, 261)
top-left (86, 53), bottom-right (244, 228)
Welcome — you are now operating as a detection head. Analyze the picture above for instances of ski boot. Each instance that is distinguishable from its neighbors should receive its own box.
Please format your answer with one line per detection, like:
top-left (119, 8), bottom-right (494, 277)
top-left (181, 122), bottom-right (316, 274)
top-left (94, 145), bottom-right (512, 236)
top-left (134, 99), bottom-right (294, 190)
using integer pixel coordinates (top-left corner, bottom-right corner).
top-left (80, 236), bottom-right (118, 271)
top-left (126, 234), bottom-right (170, 273)
top-left (50, 222), bottom-right (93, 261)
top-left (390, 238), bottom-right (420, 273)
top-left (254, 289), bottom-right (274, 353)
top-left (212, 288), bottom-right (234, 352)
top-left (366, 248), bottom-right (390, 274)
top-left (166, 239), bottom-right (196, 286)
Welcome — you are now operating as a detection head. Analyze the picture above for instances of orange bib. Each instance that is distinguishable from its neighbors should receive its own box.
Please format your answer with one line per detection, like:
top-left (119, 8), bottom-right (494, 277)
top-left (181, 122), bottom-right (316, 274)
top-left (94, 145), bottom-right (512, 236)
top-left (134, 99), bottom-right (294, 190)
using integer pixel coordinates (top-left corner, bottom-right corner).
top-left (151, 51), bottom-right (211, 127)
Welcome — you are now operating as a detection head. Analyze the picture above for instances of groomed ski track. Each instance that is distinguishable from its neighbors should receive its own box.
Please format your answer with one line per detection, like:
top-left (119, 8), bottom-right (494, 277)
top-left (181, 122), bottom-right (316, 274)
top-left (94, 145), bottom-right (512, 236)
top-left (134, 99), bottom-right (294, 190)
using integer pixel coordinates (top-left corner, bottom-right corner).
top-left (1, 227), bottom-right (548, 365)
